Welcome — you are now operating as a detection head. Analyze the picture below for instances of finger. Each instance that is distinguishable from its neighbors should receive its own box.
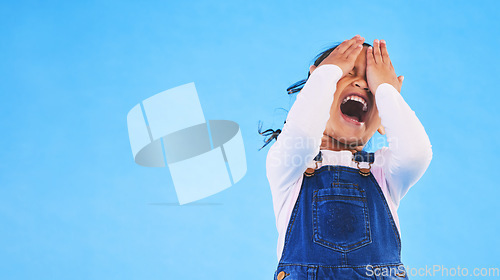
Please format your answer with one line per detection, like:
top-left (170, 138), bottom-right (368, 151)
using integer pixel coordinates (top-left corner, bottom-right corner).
top-left (373, 39), bottom-right (382, 64)
top-left (343, 35), bottom-right (364, 60)
top-left (397, 75), bottom-right (404, 91)
top-left (380, 40), bottom-right (390, 64)
top-left (345, 36), bottom-right (364, 57)
top-left (378, 125), bottom-right (386, 135)
top-left (336, 36), bottom-right (357, 53)
top-left (337, 35), bottom-right (362, 54)
top-left (346, 43), bottom-right (364, 59)
top-left (366, 46), bottom-right (375, 65)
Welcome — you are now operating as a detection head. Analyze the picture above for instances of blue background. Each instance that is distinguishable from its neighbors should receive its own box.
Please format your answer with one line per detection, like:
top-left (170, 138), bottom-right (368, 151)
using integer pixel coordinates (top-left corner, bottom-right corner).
top-left (1, 0), bottom-right (499, 279)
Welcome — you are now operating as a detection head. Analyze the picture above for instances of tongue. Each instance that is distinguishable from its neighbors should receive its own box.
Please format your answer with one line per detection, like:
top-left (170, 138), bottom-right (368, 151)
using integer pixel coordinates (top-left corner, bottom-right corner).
top-left (346, 114), bottom-right (361, 122)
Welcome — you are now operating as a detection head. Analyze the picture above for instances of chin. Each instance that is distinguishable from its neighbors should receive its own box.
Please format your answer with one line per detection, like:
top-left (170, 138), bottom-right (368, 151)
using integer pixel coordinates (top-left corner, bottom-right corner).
top-left (329, 118), bottom-right (374, 148)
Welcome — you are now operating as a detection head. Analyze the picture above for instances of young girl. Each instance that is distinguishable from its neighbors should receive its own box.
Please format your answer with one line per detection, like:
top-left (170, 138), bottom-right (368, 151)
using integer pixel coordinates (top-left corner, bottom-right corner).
top-left (263, 35), bottom-right (432, 279)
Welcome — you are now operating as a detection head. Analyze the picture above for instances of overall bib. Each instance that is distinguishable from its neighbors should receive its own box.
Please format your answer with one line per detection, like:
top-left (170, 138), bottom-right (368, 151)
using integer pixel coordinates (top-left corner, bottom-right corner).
top-left (274, 151), bottom-right (408, 280)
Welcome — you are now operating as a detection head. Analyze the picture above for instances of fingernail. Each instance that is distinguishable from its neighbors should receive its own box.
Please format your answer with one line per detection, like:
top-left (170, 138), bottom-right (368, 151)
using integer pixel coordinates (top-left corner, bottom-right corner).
top-left (381, 39), bottom-right (386, 44)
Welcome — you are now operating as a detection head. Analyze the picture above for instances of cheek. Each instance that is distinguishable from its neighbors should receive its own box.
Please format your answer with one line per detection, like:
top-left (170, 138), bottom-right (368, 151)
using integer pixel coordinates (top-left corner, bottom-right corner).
top-left (325, 105), bottom-right (340, 134)
top-left (329, 100), bottom-right (338, 115)
top-left (331, 84), bottom-right (348, 113)
top-left (368, 109), bottom-right (381, 129)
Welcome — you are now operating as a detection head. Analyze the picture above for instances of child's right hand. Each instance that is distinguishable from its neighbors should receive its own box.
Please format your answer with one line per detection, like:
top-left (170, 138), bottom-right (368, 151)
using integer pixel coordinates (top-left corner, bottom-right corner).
top-left (317, 35), bottom-right (365, 77)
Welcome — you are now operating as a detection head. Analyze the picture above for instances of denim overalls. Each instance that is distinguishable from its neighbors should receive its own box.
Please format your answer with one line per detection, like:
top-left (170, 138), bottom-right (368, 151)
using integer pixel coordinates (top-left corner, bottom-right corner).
top-left (274, 151), bottom-right (409, 280)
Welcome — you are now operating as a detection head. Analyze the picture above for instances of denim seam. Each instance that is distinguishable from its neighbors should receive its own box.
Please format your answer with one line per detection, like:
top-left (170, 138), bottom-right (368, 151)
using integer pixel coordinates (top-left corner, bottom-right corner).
top-left (277, 262), bottom-right (405, 269)
top-left (316, 196), bottom-right (364, 202)
top-left (307, 265), bottom-right (318, 280)
top-left (279, 175), bottom-right (307, 262)
top-left (330, 185), bottom-right (365, 191)
top-left (314, 165), bottom-right (365, 176)
top-left (367, 174), bottom-right (402, 254)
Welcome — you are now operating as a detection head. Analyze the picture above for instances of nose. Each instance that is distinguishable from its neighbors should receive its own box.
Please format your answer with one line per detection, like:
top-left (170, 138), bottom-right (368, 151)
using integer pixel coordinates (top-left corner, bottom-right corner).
top-left (352, 80), bottom-right (369, 92)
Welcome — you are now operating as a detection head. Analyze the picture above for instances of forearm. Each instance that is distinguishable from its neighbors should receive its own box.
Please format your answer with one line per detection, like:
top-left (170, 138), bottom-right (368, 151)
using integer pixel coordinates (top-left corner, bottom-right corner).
top-left (266, 64), bottom-right (343, 192)
top-left (375, 83), bottom-right (433, 202)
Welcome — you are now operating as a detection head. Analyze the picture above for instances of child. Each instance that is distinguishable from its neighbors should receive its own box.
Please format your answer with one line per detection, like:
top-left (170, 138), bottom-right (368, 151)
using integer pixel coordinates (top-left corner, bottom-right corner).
top-left (264, 35), bottom-right (432, 279)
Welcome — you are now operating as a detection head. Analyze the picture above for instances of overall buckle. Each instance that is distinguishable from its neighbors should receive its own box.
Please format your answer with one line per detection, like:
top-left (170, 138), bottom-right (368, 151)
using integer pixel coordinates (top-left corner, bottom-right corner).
top-left (352, 151), bottom-right (375, 177)
top-left (304, 151), bottom-right (323, 177)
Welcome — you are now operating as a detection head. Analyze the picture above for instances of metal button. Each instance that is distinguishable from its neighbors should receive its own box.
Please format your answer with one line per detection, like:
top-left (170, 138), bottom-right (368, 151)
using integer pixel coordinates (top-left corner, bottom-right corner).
top-left (277, 271), bottom-right (288, 280)
top-left (396, 270), bottom-right (406, 277)
top-left (304, 167), bottom-right (315, 177)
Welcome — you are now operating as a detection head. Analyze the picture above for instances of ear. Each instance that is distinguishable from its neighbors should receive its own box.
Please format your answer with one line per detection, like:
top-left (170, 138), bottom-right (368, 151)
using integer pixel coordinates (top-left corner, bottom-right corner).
top-left (309, 65), bottom-right (317, 75)
top-left (377, 125), bottom-right (386, 135)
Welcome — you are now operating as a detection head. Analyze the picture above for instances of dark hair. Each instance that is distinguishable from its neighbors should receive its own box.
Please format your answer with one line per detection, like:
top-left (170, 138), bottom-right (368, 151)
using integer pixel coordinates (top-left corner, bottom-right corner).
top-left (258, 42), bottom-right (372, 150)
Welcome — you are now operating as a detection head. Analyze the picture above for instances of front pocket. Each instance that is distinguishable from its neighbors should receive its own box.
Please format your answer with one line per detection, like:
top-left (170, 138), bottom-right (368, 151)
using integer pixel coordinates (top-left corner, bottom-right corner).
top-left (312, 184), bottom-right (372, 252)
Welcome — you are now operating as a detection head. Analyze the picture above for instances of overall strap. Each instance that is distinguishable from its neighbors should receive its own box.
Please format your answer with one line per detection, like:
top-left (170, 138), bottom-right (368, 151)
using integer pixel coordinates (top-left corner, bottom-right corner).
top-left (313, 150), bottom-right (323, 161)
top-left (353, 150), bottom-right (374, 163)
top-left (304, 150), bottom-right (375, 177)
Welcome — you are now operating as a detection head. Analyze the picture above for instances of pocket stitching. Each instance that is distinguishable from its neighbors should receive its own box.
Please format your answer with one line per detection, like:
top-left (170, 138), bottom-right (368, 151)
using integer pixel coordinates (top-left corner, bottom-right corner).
top-left (312, 184), bottom-right (372, 252)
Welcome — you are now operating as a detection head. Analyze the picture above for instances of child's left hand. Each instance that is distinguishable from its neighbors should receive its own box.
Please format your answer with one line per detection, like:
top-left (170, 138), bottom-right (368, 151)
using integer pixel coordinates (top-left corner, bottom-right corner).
top-left (366, 39), bottom-right (404, 93)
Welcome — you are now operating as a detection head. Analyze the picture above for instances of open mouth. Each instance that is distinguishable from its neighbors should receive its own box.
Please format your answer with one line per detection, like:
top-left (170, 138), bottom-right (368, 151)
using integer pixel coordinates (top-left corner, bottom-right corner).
top-left (340, 94), bottom-right (368, 124)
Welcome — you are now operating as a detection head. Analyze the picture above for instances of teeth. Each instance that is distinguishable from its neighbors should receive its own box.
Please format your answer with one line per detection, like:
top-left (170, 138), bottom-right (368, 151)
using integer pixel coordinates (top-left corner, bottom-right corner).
top-left (342, 95), bottom-right (368, 111)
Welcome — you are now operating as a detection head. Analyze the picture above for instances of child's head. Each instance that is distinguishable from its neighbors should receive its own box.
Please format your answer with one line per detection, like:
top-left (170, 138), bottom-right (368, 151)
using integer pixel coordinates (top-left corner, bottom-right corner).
top-left (288, 42), bottom-right (384, 151)
top-left (258, 40), bottom-right (387, 151)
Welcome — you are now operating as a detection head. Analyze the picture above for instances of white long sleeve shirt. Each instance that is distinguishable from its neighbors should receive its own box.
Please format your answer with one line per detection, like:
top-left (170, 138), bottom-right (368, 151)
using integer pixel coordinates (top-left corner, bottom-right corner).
top-left (266, 64), bottom-right (432, 260)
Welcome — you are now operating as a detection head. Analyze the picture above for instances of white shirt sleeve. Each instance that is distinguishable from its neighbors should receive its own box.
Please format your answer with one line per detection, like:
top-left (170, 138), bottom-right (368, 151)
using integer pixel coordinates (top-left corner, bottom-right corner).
top-left (374, 83), bottom-right (433, 207)
top-left (266, 64), bottom-right (343, 226)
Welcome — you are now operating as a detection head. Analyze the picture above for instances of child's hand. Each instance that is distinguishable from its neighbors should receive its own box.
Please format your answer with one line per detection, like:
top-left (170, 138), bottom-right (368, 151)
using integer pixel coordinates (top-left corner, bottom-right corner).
top-left (366, 39), bottom-right (404, 93)
top-left (317, 35), bottom-right (365, 77)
